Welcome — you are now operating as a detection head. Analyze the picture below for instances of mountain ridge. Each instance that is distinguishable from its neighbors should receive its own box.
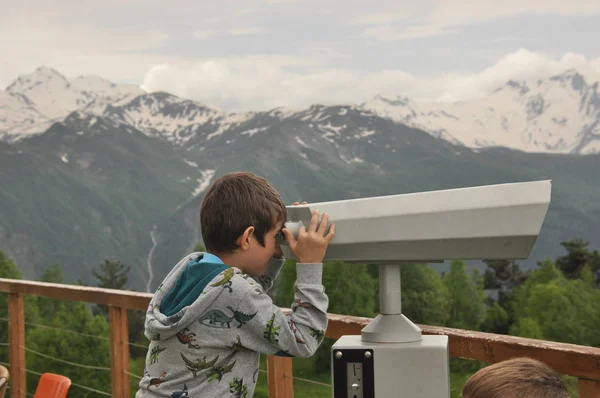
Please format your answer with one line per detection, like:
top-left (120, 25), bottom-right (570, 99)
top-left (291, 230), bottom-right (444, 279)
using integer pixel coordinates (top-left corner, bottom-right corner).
top-left (2, 66), bottom-right (600, 154)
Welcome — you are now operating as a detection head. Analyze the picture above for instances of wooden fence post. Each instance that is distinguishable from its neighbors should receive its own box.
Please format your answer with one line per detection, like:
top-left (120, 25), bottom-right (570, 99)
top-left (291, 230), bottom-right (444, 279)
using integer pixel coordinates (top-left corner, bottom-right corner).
top-left (8, 293), bottom-right (26, 398)
top-left (109, 306), bottom-right (130, 398)
top-left (579, 378), bottom-right (600, 398)
top-left (267, 355), bottom-right (294, 398)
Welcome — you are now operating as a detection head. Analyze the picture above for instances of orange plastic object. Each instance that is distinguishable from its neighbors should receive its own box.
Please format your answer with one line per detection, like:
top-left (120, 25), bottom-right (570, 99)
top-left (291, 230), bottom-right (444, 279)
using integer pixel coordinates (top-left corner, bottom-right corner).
top-left (33, 373), bottom-right (72, 398)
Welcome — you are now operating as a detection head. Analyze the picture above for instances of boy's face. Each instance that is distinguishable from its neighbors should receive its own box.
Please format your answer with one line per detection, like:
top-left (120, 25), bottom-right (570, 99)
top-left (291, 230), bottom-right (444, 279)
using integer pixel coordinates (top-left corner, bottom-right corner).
top-left (243, 220), bottom-right (284, 276)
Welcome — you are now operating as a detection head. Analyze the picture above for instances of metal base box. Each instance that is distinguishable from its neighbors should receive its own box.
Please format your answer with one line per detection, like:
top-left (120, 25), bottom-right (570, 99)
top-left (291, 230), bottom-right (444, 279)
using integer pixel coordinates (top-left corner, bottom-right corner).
top-left (331, 335), bottom-right (450, 398)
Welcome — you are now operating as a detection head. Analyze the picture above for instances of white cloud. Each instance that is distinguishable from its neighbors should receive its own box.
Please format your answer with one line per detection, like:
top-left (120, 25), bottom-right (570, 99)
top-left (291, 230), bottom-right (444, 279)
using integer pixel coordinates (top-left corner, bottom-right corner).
top-left (0, 14), bottom-right (168, 53)
top-left (265, 0), bottom-right (303, 3)
top-left (3, 1), bottom-right (599, 113)
top-left (350, 12), bottom-right (407, 26)
top-left (236, 8), bottom-right (259, 16)
top-left (0, 13), bottom-right (175, 87)
top-left (426, 0), bottom-right (600, 28)
top-left (194, 30), bottom-right (217, 39)
top-left (358, 24), bottom-right (455, 41)
top-left (194, 27), bottom-right (268, 40)
top-left (355, 0), bottom-right (600, 41)
top-left (141, 49), bottom-right (600, 111)
top-left (229, 27), bottom-right (269, 36)
top-left (202, 17), bottom-right (223, 23)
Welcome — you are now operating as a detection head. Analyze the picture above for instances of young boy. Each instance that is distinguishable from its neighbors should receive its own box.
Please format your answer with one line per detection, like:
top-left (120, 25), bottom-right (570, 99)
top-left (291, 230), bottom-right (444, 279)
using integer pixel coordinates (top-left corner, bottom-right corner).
top-left (136, 172), bottom-right (335, 397)
top-left (462, 357), bottom-right (570, 398)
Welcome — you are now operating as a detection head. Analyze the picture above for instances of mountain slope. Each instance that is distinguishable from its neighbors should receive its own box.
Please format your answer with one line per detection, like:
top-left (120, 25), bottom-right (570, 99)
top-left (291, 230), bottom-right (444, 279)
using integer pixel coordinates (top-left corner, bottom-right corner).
top-left (149, 104), bottom-right (600, 289)
top-left (363, 70), bottom-right (600, 154)
top-left (1, 103), bottom-right (598, 291)
top-left (0, 112), bottom-right (211, 288)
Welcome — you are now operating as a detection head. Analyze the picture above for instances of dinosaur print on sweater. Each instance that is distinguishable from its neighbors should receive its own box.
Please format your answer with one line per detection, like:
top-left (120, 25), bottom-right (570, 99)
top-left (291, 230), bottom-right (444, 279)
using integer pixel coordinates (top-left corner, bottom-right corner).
top-left (210, 267), bottom-right (234, 293)
top-left (263, 313), bottom-right (280, 344)
top-left (180, 353), bottom-right (219, 377)
top-left (207, 360), bottom-right (236, 382)
top-left (229, 377), bottom-right (249, 397)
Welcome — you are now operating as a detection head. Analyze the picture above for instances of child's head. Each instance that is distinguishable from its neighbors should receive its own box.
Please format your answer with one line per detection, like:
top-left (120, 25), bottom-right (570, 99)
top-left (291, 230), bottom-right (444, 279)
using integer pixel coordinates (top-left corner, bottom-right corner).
top-left (200, 172), bottom-right (287, 274)
top-left (463, 357), bottom-right (570, 398)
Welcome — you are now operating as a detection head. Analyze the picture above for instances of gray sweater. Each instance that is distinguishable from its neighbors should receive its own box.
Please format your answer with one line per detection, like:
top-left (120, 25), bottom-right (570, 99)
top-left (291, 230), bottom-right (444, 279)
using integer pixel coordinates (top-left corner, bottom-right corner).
top-left (135, 252), bottom-right (329, 397)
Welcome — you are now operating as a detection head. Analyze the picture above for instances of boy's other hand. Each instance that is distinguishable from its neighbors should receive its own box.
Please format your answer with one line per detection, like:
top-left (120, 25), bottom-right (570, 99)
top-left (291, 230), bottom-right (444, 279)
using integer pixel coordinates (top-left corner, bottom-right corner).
top-left (273, 202), bottom-right (308, 259)
top-left (272, 201), bottom-right (306, 259)
top-left (282, 203), bottom-right (335, 264)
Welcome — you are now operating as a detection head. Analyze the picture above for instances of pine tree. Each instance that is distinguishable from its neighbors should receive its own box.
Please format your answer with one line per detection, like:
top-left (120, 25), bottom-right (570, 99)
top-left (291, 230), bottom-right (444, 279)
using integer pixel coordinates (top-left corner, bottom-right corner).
top-left (92, 259), bottom-right (130, 290)
top-left (555, 239), bottom-right (600, 285)
top-left (91, 259), bottom-right (147, 357)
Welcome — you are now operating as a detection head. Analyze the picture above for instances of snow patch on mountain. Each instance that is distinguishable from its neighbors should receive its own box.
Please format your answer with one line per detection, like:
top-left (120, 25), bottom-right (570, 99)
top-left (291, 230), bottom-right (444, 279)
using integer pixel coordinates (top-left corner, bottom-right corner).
top-left (0, 91), bottom-right (52, 141)
top-left (192, 169), bottom-right (216, 196)
top-left (363, 70), bottom-right (600, 154)
top-left (240, 126), bottom-right (269, 137)
top-left (183, 158), bottom-right (198, 168)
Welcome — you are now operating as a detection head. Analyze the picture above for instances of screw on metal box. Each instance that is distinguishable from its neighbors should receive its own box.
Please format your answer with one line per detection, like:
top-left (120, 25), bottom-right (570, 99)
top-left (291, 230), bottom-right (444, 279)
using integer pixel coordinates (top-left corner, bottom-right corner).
top-left (335, 351), bottom-right (343, 359)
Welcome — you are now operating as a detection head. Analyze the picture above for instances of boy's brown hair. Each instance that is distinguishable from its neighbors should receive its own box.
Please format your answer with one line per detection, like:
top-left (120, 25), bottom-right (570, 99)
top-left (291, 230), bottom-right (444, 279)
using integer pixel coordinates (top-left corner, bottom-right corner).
top-left (463, 357), bottom-right (570, 398)
top-left (200, 172), bottom-right (287, 254)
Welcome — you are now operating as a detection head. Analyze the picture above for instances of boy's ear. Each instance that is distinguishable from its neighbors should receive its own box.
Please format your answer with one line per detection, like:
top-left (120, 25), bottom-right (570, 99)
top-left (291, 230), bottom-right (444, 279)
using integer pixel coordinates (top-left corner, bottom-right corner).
top-left (238, 226), bottom-right (255, 251)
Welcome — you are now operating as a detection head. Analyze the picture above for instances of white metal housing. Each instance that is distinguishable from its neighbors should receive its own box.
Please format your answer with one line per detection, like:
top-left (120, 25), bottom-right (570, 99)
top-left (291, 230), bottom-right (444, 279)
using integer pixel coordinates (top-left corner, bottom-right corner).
top-left (280, 180), bottom-right (551, 262)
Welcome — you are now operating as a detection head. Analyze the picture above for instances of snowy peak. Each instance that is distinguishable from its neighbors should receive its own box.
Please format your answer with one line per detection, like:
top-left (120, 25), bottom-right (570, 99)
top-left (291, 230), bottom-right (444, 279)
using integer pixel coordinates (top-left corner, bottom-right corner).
top-left (363, 69), bottom-right (600, 154)
top-left (104, 92), bottom-right (252, 145)
top-left (5, 66), bottom-right (143, 120)
top-left (1, 67), bottom-right (144, 140)
top-left (113, 91), bottom-right (217, 118)
top-left (6, 66), bottom-right (69, 93)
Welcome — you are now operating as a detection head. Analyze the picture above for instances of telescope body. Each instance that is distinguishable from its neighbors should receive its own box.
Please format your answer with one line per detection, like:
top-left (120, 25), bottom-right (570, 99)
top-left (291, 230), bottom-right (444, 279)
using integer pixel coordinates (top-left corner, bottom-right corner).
top-left (280, 180), bottom-right (551, 263)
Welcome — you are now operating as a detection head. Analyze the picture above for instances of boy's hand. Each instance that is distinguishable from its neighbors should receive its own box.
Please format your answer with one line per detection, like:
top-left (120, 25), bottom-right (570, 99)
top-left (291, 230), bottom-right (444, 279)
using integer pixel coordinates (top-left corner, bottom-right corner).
top-left (273, 201), bottom-right (306, 259)
top-left (282, 204), bottom-right (335, 264)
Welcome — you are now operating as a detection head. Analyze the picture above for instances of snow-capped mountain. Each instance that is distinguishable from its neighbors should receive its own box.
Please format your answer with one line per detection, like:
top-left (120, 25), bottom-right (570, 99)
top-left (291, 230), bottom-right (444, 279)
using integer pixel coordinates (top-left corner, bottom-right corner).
top-left (1, 66), bottom-right (142, 141)
top-left (103, 92), bottom-right (253, 146)
top-left (0, 91), bottom-right (50, 137)
top-left (2, 66), bottom-right (600, 154)
top-left (362, 70), bottom-right (600, 154)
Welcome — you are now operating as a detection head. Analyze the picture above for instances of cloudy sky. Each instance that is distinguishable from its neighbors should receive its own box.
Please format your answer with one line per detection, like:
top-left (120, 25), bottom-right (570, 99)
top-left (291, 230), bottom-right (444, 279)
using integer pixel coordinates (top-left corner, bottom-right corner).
top-left (2, 0), bottom-right (600, 111)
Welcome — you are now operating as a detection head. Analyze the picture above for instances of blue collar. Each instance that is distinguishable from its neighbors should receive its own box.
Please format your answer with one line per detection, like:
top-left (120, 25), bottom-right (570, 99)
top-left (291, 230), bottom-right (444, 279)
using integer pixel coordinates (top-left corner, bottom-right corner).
top-left (199, 252), bottom-right (224, 264)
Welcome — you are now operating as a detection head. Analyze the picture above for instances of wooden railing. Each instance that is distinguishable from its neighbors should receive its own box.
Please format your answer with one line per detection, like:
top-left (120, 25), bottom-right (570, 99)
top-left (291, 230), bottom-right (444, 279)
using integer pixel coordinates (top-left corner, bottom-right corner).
top-left (1, 278), bottom-right (600, 397)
